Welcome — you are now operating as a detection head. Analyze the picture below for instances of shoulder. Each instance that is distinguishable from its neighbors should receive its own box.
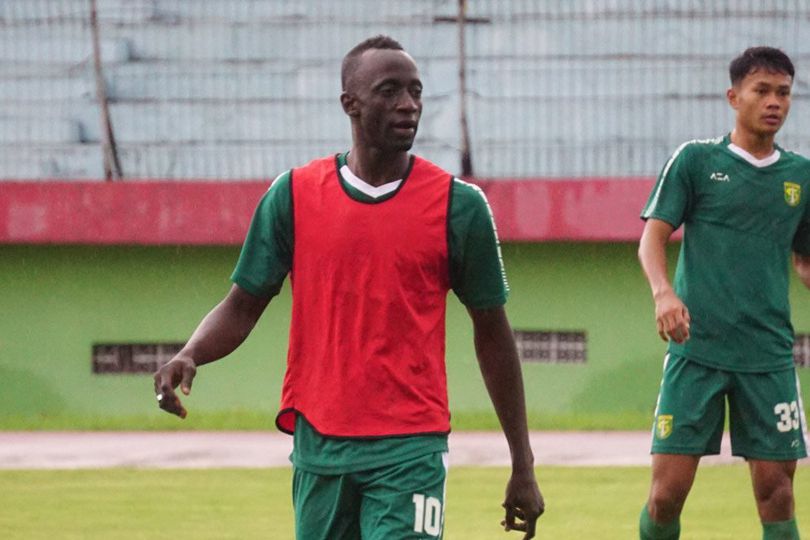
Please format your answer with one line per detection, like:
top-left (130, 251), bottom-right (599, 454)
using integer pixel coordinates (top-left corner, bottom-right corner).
top-left (289, 154), bottom-right (340, 184)
top-left (265, 170), bottom-right (292, 197)
top-left (255, 170), bottom-right (293, 212)
top-left (777, 144), bottom-right (810, 169)
top-left (659, 137), bottom-right (725, 181)
top-left (668, 136), bottom-right (725, 161)
top-left (450, 177), bottom-right (492, 215)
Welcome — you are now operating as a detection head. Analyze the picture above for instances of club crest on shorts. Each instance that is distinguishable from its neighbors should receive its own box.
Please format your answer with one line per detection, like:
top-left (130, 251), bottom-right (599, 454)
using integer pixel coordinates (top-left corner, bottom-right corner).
top-left (656, 414), bottom-right (673, 439)
top-left (784, 182), bottom-right (801, 207)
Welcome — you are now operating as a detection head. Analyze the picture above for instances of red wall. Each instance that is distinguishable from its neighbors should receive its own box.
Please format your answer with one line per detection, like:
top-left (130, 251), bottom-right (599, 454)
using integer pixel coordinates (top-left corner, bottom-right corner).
top-left (0, 179), bottom-right (664, 245)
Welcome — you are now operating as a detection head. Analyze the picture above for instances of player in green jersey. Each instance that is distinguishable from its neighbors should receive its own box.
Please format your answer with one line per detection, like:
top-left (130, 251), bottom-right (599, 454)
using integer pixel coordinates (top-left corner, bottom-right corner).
top-left (152, 35), bottom-right (543, 539)
top-left (638, 47), bottom-right (810, 540)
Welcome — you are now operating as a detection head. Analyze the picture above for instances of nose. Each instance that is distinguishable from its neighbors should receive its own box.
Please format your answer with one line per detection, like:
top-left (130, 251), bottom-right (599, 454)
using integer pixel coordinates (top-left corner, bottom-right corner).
top-left (397, 90), bottom-right (419, 112)
top-left (765, 92), bottom-right (783, 109)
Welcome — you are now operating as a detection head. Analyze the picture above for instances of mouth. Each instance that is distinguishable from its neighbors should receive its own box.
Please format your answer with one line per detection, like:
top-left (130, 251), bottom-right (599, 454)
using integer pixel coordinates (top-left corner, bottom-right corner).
top-left (762, 114), bottom-right (782, 126)
top-left (392, 120), bottom-right (418, 133)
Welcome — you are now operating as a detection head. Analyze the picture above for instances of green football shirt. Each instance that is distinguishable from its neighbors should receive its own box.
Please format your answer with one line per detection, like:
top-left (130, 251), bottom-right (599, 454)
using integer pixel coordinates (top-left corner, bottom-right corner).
top-left (642, 134), bottom-right (810, 372)
top-left (231, 152), bottom-right (509, 473)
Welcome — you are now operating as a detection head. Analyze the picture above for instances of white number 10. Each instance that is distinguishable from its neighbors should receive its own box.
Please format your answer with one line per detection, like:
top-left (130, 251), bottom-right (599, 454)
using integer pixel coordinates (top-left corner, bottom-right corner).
top-left (412, 493), bottom-right (442, 536)
top-left (774, 401), bottom-right (800, 433)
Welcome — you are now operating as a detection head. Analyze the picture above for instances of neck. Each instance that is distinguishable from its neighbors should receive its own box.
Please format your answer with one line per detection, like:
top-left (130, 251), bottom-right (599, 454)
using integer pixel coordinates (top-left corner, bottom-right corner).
top-left (346, 145), bottom-right (410, 187)
top-left (730, 128), bottom-right (776, 159)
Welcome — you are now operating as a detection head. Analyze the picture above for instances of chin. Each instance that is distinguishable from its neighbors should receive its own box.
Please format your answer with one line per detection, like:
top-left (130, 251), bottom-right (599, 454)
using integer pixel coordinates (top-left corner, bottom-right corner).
top-left (391, 139), bottom-right (415, 152)
top-left (757, 126), bottom-right (782, 137)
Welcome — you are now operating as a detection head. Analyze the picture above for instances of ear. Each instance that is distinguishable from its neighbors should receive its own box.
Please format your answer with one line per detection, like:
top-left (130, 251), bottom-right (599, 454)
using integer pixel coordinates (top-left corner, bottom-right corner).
top-left (341, 91), bottom-right (360, 117)
top-left (726, 86), bottom-right (739, 110)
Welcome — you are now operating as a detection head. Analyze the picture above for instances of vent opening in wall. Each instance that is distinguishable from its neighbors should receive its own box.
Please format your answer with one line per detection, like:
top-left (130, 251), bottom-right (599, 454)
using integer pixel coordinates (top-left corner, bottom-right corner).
top-left (792, 334), bottom-right (810, 368)
top-left (514, 330), bottom-right (586, 364)
top-left (92, 343), bottom-right (184, 374)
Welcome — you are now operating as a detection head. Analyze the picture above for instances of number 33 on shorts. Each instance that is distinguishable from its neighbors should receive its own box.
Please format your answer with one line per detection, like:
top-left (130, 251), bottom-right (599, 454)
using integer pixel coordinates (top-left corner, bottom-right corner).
top-left (774, 400), bottom-right (801, 432)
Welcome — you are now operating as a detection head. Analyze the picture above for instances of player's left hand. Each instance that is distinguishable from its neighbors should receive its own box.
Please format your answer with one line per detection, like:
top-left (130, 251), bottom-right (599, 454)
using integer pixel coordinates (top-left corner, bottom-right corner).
top-left (501, 469), bottom-right (544, 539)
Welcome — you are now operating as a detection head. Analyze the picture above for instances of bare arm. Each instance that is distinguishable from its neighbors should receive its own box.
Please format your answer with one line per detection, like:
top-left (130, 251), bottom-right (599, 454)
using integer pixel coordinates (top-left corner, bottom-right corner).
top-left (468, 305), bottom-right (544, 539)
top-left (638, 218), bottom-right (690, 343)
top-left (793, 253), bottom-right (810, 289)
top-left (153, 284), bottom-right (270, 418)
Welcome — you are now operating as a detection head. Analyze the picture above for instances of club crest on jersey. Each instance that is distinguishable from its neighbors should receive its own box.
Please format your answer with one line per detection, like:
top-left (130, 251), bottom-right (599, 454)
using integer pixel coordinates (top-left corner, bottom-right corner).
top-left (784, 182), bottom-right (801, 207)
top-left (655, 414), bottom-right (673, 439)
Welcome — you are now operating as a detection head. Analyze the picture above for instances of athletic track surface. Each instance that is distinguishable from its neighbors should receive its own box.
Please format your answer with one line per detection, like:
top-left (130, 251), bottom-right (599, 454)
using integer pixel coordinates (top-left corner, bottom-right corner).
top-left (0, 431), bottom-right (766, 469)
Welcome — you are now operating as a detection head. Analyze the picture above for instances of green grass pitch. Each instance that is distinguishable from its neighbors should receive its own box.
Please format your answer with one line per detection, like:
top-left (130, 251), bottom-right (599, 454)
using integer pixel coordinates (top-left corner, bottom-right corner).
top-left (0, 465), bottom-right (808, 539)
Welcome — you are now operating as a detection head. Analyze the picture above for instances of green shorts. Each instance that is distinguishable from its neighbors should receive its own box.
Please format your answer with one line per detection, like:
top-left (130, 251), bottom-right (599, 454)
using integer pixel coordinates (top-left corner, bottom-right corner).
top-left (292, 451), bottom-right (448, 540)
top-left (651, 354), bottom-right (808, 460)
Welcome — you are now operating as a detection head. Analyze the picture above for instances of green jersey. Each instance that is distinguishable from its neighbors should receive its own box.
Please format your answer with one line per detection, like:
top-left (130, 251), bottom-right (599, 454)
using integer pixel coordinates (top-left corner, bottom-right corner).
top-left (231, 152), bottom-right (509, 473)
top-left (642, 134), bottom-right (810, 372)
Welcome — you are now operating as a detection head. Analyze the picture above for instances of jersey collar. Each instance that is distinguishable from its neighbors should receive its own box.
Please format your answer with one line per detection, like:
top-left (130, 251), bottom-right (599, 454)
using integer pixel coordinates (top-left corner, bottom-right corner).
top-left (726, 141), bottom-right (781, 168)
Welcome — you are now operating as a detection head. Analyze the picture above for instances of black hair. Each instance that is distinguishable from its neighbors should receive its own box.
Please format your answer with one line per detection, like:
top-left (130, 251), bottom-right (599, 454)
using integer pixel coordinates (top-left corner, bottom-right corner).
top-left (729, 46), bottom-right (795, 85)
top-left (341, 35), bottom-right (405, 90)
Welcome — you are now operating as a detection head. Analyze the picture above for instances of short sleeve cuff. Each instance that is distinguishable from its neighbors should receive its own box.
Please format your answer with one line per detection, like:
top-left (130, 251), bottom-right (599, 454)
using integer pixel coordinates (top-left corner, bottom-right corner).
top-left (460, 293), bottom-right (508, 310)
top-left (641, 212), bottom-right (682, 230)
top-left (231, 274), bottom-right (275, 299)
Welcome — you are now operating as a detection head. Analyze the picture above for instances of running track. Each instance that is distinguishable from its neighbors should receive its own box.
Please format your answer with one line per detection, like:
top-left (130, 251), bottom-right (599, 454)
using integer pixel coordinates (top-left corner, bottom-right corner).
top-left (0, 431), bottom-right (752, 469)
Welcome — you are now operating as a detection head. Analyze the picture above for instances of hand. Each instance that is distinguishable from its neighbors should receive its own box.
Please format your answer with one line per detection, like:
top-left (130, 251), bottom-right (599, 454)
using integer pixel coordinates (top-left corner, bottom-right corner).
top-left (153, 354), bottom-right (197, 418)
top-left (654, 288), bottom-right (690, 344)
top-left (500, 469), bottom-right (544, 539)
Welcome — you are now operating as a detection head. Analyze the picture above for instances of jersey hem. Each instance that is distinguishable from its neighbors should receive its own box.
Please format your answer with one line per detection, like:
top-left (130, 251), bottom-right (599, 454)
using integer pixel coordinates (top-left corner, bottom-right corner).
top-left (650, 445), bottom-right (720, 456)
top-left (276, 409), bottom-right (452, 439)
top-left (668, 351), bottom-right (796, 374)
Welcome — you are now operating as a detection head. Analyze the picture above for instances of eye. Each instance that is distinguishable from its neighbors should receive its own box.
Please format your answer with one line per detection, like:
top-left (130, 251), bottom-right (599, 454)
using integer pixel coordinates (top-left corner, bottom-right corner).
top-left (378, 85), bottom-right (397, 97)
top-left (410, 86), bottom-right (423, 99)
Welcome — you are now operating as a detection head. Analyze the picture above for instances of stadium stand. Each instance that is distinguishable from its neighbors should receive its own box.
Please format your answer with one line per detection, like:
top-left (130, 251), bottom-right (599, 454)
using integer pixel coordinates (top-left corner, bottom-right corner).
top-left (0, 0), bottom-right (808, 179)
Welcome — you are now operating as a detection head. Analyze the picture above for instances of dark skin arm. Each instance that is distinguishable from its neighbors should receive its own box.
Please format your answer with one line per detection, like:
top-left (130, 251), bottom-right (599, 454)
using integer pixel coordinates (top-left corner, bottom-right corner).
top-left (468, 305), bottom-right (544, 539)
top-left (153, 284), bottom-right (270, 418)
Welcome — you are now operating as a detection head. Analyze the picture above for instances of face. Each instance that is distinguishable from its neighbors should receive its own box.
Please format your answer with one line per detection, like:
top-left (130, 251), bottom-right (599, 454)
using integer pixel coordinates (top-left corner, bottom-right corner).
top-left (341, 48), bottom-right (423, 153)
top-left (727, 68), bottom-right (792, 138)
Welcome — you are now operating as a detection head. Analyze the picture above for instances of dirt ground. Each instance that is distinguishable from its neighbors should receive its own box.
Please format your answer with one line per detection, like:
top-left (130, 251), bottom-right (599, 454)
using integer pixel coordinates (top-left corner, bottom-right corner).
top-left (0, 431), bottom-right (752, 469)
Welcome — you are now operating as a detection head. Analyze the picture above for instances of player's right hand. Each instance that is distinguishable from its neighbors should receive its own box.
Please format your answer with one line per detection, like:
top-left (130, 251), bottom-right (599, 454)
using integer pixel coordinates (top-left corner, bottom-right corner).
top-left (153, 354), bottom-right (197, 419)
top-left (654, 289), bottom-right (690, 344)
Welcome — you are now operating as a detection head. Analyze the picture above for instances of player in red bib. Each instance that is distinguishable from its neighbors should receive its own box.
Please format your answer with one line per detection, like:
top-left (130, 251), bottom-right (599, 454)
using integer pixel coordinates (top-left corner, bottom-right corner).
top-left (154, 35), bottom-right (543, 539)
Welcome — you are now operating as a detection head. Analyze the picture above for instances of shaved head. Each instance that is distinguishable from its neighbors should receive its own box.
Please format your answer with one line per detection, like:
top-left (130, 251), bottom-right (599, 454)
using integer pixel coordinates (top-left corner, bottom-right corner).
top-left (341, 35), bottom-right (405, 91)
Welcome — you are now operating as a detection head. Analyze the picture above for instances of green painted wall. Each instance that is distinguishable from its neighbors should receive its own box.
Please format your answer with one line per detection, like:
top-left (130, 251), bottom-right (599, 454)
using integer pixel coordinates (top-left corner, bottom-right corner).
top-left (2, 244), bottom-right (809, 426)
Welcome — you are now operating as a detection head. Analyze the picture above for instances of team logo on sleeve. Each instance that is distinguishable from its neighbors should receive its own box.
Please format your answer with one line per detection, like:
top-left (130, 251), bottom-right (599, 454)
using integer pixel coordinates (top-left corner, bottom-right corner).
top-left (784, 182), bottom-right (801, 207)
top-left (655, 414), bottom-right (673, 439)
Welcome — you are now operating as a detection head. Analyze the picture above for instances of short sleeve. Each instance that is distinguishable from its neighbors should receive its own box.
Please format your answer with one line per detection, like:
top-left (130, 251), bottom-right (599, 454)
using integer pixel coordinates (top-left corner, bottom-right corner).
top-left (230, 171), bottom-right (294, 298)
top-left (641, 142), bottom-right (695, 228)
top-left (448, 179), bottom-right (509, 308)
